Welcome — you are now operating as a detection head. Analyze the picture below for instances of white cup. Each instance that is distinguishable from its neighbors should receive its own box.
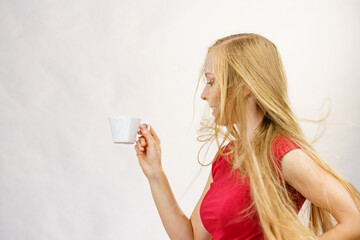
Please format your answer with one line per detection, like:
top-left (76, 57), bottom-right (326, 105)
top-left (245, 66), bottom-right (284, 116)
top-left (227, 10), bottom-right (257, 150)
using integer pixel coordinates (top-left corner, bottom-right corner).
top-left (108, 116), bottom-right (149, 144)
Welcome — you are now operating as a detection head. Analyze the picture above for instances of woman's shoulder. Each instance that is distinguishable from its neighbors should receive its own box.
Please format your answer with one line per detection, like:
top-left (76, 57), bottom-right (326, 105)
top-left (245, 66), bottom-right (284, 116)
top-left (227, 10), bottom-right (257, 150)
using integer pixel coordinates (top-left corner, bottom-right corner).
top-left (270, 134), bottom-right (302, 163)
top-left (272, 134), bottom-right (301, 148)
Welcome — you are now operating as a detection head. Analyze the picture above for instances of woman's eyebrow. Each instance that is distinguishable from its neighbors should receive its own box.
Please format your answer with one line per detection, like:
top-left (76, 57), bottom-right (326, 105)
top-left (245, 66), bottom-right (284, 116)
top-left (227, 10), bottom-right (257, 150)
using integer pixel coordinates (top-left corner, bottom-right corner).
top-left (205, 72), bottom-right (215, 77)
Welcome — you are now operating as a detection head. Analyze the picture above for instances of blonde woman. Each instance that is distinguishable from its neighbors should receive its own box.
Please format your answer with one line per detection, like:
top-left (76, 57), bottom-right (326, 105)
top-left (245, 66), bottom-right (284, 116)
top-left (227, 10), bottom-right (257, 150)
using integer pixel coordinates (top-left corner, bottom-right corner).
top-left (134, 33), bottom-right (360, 240)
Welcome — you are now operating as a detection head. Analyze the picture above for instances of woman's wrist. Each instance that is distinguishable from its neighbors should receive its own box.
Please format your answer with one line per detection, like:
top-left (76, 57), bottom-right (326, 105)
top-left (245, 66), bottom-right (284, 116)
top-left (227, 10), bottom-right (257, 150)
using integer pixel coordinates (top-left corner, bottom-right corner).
top-left (147, 168), bottom-right (166, 183)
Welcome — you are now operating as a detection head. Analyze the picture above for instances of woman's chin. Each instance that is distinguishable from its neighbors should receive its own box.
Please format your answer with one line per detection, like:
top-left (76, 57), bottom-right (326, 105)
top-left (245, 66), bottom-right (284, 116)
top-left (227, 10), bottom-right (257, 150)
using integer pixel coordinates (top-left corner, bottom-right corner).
top-left (214, 114), bottom-right (226, 126)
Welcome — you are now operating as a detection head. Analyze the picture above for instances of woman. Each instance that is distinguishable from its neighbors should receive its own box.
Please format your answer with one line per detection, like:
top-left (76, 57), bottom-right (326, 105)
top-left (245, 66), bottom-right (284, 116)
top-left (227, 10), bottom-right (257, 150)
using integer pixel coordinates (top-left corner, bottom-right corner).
top-left (134, 33), bottom-right (360, 240)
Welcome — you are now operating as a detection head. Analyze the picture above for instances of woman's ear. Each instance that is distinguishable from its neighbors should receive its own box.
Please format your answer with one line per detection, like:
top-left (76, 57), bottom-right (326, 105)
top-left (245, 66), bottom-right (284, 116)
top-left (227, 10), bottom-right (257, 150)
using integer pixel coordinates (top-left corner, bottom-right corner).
top-left (244, 86), bottom-right (251, 98)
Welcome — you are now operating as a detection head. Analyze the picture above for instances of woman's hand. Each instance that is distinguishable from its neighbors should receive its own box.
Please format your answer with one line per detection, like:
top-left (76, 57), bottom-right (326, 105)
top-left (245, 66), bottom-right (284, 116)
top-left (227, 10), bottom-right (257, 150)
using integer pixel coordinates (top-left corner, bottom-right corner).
top-left (134, 124), bottom-right (163, 180)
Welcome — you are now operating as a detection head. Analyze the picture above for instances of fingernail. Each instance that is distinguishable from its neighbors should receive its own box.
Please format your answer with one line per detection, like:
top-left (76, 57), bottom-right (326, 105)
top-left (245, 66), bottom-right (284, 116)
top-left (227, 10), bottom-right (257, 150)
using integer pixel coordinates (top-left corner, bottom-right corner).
top-left (141, 124), bottom-right (146, 130)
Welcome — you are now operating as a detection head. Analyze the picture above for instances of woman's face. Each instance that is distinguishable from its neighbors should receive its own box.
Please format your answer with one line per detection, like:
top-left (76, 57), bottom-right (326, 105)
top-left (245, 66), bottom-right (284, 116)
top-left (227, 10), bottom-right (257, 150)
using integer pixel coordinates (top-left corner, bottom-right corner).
top-left (201, 52), bottom-right (220, 117)
top-left (200, 51), bottom-right (253, 126)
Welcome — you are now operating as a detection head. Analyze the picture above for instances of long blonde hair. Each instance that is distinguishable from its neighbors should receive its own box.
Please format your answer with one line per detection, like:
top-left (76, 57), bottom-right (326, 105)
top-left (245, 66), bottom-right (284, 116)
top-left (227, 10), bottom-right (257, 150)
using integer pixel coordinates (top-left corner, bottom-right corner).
top-left (194, 33), bottom-right (360, 239)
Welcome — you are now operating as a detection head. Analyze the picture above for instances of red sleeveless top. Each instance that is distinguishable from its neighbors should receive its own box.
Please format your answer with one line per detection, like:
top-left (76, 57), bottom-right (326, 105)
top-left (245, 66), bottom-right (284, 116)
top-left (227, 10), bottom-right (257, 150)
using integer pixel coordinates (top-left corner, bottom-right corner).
top-left (199, 135), bottom-right (306, 240)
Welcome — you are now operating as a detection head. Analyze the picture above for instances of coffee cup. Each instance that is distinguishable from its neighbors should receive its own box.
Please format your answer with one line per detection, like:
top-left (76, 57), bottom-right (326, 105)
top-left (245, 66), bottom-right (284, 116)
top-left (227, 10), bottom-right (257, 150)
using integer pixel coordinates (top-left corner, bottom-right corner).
top-left (108, 116), bottom-right (150, 144)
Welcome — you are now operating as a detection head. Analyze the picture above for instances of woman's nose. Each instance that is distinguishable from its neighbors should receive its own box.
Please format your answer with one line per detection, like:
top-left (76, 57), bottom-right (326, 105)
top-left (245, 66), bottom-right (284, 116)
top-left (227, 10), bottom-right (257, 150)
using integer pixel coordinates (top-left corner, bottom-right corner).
top-left (201, 88), bottom-right (208, 101)
top-left (201, 92), bottom-right (207, 101)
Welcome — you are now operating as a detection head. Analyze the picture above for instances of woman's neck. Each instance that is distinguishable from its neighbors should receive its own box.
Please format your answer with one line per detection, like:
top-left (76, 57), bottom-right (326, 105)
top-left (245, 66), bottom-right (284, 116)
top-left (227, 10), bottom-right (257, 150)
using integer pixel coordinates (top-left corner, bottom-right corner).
top-left (236, 100), bottom-right (265, 141)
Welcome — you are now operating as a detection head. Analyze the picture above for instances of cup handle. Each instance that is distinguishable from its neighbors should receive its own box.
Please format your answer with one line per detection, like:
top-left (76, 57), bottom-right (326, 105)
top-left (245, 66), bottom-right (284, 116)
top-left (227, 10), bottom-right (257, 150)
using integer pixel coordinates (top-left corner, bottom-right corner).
top-left (135, 122), bottom-right (150, 141)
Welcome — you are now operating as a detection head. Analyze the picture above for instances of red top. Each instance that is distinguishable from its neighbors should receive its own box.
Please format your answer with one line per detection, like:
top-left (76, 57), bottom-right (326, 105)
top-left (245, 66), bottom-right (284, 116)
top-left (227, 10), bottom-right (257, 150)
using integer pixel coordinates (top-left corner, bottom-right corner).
top-left (199, 135), bottom-right (306, 240)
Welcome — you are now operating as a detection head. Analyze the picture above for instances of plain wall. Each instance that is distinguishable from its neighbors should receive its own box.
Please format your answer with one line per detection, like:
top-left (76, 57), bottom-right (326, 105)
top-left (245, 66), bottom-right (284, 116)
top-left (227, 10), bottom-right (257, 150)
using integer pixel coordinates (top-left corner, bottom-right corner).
top-left (0, 0), bottom-right (359, 239)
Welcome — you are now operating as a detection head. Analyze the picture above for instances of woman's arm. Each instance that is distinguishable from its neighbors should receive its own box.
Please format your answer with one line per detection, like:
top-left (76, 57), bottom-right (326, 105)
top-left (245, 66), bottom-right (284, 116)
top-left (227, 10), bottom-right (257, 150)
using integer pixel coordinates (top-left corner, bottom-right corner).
top-left (281, 149), bottom-right (360, 240)
top-left (147, 170), bottom-right (194, 240)
top-left (135, 125), bottom-right (194, 240)
top-left (147, 170), bottom-right (213, 240)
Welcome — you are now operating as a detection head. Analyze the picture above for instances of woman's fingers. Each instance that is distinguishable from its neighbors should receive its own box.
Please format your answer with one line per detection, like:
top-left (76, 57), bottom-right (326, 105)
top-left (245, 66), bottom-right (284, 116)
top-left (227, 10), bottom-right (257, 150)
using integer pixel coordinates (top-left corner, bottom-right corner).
top-left (137, 125), bottom-right (159, 149)
top-left (138, 125), bottom-right (160, 144)
top-left (140, 125), bottom-right (155, 146)
top-left (134, 143), bottom-right (141, 154)
top-left (135, 134), bottom-right (147, 155)
top-left (134, 139), bottom-right (143, 152)
top-left (149, 126), bottom-right (160, 144)
top-left (139, 137), bottom-right (147, 147)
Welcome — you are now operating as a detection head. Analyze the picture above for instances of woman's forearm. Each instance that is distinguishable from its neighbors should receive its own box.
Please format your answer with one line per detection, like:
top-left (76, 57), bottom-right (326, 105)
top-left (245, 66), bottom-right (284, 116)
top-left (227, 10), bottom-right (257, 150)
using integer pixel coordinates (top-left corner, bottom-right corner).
top-left (319, 222), bottom-right (360, 240)
top-left (148, 170), bottom-right (194, 240)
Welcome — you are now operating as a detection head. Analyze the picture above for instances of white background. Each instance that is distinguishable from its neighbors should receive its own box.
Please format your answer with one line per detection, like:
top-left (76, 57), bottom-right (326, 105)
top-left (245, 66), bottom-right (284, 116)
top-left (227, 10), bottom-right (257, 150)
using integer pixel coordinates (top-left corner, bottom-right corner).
top-left (0, 0), bottom-right (359, 239)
